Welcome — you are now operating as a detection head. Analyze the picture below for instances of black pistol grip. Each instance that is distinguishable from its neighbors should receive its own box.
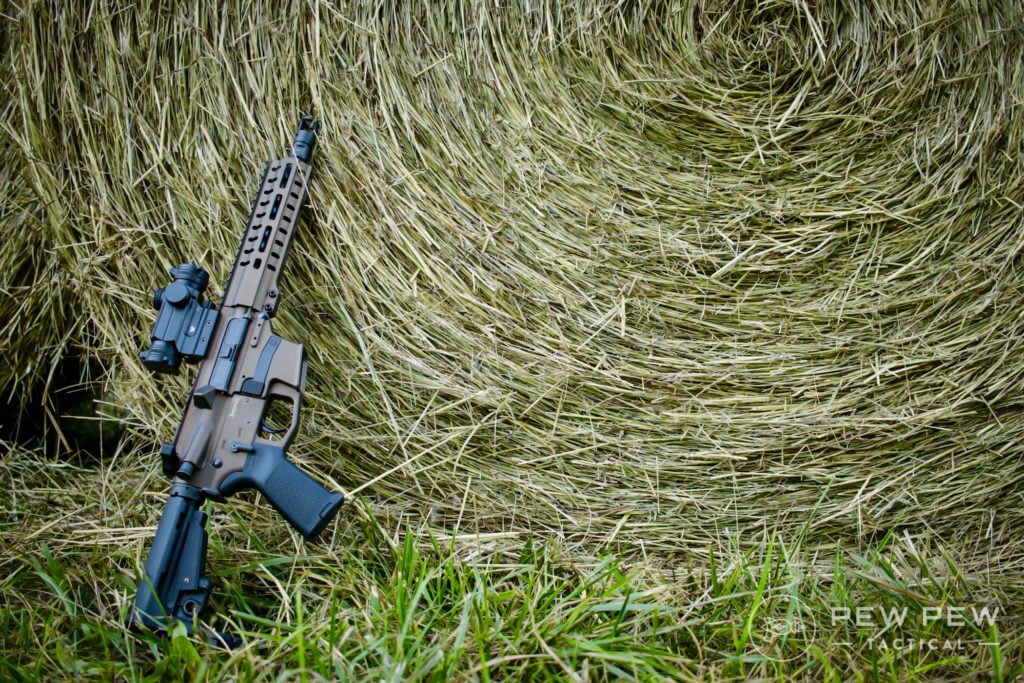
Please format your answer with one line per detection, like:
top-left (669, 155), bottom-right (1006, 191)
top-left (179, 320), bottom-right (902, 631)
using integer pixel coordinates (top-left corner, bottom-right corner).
top-left (219, 444), bottom-right (343, 540)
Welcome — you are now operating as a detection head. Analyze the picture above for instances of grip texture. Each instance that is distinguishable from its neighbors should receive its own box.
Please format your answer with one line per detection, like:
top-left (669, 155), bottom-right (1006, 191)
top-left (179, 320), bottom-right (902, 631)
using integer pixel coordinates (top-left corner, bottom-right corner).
top-left (220, 444), bottom-right (343, 539)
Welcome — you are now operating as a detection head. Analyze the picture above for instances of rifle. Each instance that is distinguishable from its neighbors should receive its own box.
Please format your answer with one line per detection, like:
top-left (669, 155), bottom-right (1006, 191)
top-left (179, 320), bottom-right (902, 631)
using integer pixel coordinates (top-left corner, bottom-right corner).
top-left (128, 117), bottom-right (343, 646)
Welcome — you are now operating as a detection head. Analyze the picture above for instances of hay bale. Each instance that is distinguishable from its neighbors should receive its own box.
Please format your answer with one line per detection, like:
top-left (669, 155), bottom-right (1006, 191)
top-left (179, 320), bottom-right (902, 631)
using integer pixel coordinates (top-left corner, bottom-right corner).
top-left (3, 0), bottom-right (1023, 586)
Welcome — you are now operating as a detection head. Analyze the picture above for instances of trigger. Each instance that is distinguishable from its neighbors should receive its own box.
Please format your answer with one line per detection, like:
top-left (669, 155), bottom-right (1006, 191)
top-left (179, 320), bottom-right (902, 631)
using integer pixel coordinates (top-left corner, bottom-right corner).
top-left (260, 422), bottom-right (287, 435)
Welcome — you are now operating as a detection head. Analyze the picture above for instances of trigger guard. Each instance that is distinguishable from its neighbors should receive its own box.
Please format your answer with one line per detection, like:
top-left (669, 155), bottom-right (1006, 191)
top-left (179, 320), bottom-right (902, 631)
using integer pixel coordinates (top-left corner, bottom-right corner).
top-left (255, 380), bottom-right (303, 448)
top-left (260, 421), bottom-right (288, 435)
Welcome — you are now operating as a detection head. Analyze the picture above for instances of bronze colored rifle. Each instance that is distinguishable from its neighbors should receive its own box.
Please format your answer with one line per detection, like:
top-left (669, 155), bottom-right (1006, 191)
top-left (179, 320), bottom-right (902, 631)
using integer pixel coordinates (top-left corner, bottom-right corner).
top-left (128, 117), bottom-right (342, 646)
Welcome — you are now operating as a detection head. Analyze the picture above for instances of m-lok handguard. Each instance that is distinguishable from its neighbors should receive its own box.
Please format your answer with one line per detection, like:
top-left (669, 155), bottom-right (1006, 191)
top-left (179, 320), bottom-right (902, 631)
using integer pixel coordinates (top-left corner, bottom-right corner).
top-left (128, 117), bottom-right (343, 646)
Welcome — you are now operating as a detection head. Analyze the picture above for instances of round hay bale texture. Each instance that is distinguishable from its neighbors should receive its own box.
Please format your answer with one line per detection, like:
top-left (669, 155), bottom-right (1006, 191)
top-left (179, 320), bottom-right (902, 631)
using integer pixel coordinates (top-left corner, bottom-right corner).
top-left (0, 135), bottom-right (77, 419)
top-left (3, 0), bottom-right (1023, 591)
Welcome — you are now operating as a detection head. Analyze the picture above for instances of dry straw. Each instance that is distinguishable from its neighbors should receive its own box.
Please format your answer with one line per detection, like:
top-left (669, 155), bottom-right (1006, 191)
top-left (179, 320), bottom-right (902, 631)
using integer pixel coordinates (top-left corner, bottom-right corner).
top-left (2, 0), bottom-right (1022, 588)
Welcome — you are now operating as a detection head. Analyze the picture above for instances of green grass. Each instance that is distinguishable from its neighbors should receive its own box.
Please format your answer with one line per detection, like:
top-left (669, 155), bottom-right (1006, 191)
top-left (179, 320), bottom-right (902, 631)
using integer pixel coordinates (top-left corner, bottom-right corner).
top-left (2, 0), bottom-right (1024, 680)
top-left (0, 452), bottom-right (1019, 680)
